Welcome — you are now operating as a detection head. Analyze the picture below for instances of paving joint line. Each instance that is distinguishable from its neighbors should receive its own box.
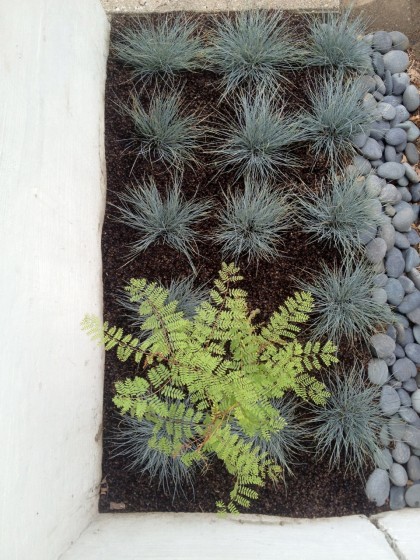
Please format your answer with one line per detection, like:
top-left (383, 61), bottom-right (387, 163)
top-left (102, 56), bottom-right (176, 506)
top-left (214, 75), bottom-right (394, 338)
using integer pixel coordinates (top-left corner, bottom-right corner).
top-left (369, 516), bottom-right (407, 560)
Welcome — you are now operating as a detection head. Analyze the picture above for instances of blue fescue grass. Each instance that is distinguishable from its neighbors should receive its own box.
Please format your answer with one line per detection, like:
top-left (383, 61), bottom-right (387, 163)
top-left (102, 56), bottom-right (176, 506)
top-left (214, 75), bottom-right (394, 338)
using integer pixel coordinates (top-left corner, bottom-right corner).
top-left (305, 8), bottom-right (373, 74)
top-left (301, 72), bottom-right (377, 166)
top-left (113, 15), bottom-right (205, 83)
top-left (206, 10), bottom-right (306, 96)
top-left (122, 90), bottom-right (204, 171)
top-left (114, 177), bottom-right (212, 271)
top-left (298, 170), bottom-right (385, 255)
top-left (298, 258), bottom-right (394, 344)
top-left (308, 366), bottom-right (383, 475)
top-left (215, 179), bottom-right (293, 263)
top-left (117, 276), bottom-right (208, 332)
top-left (212, 89), bottom-right (305, 182)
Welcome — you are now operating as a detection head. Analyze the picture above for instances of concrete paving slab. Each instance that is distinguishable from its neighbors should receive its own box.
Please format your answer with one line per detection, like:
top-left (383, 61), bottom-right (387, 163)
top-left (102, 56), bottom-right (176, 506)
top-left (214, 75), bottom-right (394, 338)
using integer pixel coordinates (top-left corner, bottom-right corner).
top-left (101, 0), bottom-right (339, 13)
top-left (61, 512), bottom-right (398, 560)
top-left (371, 510), bottom-right (420, 560)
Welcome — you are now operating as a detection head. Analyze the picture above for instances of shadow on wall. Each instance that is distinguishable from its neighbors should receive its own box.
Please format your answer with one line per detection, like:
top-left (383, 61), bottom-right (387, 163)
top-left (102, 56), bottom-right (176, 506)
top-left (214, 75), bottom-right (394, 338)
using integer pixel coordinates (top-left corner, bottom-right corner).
top-left (342, 0), bottom-right (420, 57)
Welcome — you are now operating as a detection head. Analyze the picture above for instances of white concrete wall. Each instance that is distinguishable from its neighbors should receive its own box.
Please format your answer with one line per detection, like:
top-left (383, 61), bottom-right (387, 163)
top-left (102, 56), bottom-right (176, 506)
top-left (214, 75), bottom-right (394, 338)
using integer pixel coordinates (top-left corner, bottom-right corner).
top-left (0, 2), bottom-right (109, 559)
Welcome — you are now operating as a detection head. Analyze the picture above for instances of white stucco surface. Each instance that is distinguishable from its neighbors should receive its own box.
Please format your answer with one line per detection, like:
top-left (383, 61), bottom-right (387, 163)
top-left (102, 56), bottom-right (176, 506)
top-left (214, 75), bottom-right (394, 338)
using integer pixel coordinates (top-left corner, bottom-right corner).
top-left (101, 0), bottom-right (339, 12)
top-left (372, 510), bottom-right (420, 560)
top-left (0, 1), bottom-right (109, 559)
top-left (61, 512), bottom-right (398, 560)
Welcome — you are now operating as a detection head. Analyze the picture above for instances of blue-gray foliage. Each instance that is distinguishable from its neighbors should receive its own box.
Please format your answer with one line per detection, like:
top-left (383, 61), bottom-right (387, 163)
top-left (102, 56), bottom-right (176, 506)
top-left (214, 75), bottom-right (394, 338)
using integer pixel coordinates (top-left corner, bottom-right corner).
top-left (298, 170), bottom-right (385, 254)
top-left (309, 367), bottom-right (383, 475)
top-left (298, 259), bottom-right (394, 343)
top-left (113, 15), bottom-right (204, 82)
top-left (213, 90), bottom-right (305, 181)
top-left (301, 73), bottom-right (377, 165)
top-left (215, 179), bottom-right (293, 262)
top-left (305, 9), bottom-right (373, 74)
top-left (207, 10), bottom-right (305, 95)
top-left (123, 91), bottom-right (203, 170)
top-left (114, 178), bottom-right (211, 271)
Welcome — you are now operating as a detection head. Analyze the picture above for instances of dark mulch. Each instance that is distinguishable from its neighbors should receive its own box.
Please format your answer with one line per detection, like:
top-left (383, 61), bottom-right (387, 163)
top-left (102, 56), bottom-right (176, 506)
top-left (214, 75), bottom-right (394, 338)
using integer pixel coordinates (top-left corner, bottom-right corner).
top-left (99, 13), bottom-right (388, 517)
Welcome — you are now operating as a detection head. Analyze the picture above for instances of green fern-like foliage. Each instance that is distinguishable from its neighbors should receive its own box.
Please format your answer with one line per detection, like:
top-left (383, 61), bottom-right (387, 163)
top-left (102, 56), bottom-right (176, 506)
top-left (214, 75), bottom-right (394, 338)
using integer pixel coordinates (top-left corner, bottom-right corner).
top-left (82, 263), bottom-right (338, 512)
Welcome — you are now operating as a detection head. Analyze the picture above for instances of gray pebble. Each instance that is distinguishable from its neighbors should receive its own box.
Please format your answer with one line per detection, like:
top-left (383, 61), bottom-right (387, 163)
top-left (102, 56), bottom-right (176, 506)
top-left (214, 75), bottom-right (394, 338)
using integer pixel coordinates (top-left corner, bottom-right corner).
top-left (365, 175), bottom-right (384, 197)
top-left (395, 232), bottom-right (410, 249)
top-left (362, 137), bottom-right (383, 160)
top-left (398, 186), bottom-right (412, 202)
top-left (368, 358), bottom-right (389, 385)
top-left (401, 328), bottom-right (415, 348)
top-left (405, 484), bottom-right (420, 507)
top-left (363, 92), bottom-right (378, 111)
top-left (374, 447), bottom-right (393, 470)
top-left (374, 273), bottom-right (388, 288)
top-left (403, 85), bottom-right (420, 112)
top-left (396, 313), bottom-right (410, 327)
top-left (379, 224), bottom-right (396, 251)
top-left (391, 104), bottom-right (410, 126)
top-left (407, 455), bottom-right (420, 481)
top-left (377, 162), bottom-right (405, 180)
top-left (404, 424), bottom-right (420, 448)
top-left (389, 31), bottom-right (410, 51)
top-left (403, 163), bottom-right (419, 184)
top-left (352, 132), bottom-right (368, 148)
top-left (386, 354), bottom-right (397, 367)
top-left (380, 183), bottom-right (401, 204)
top-left (371, 158), bottom-right (385, 168)
top-left (412, 390), bottom-right (420, 413)
top-left (397, 388), bottom-right (412, 406)
top-left (398, 291), bottom-right (420, 314)
top-left (371, 334), bottom-right (397, 359)
top-left (360, 75), bottom-right (377, 93)
top-left (404, 247), bottom-right (420, 272)
top-left (383, 95), bottom-right (403, 107)
top-left (407, 308), bottom-right (420, 326)
top-left (385, 204), bottom-right (396, 217)
top-left (377, 101), bottom-right (396, 121)
top-left (390, 485), bottom-right (406, 509)
top-left (385, 247), bottom-right (406, 278)
top-left (380, 385), bottom-right (401, 415)
top-left (387, 324), bottom-right (397, 340)
top-left (393, 207), bottom-right (415, 233)
top-left (372, 288), bottom-right (388, 305)
top-left (365, 238), bottom-right (387, 264)
top-left (392, 72), bottom-right (410, 95)
top-left (395, 139), bottom-right (408, 153)
top-left (411, 184), bottom-right (420, 202)
top-left (372, 51), bottom-right (385, 76)
top-left (404, 378), bottom-right (419, 392)
top-left (385, 127), bottom-right (407, 146)
top-left (370, 120), bottom-right (390, 140)
top-left (383, 50), bottom-right (410, 74)
top-left (353, 155), bottom-right (372, 175)
top-left (360, 224), bottom-right (378, 245)
top-left (389, 415), bottom-right (407, 440)
top-left (405, 143), bottom-right (419, 165)
top-left (392, 441), bottom-right (411, 464)
top-left (384, 145), bottom-right (398, 162)
top-left (384, 70), bottom-right (393, 96)
top-left (365, 469), bottom-right (390, 506)
top-left (392, 357), bottom-right (417, 381)
top-left (385, 278), bottom-right (405, 305)
top-left (416, 326), bottom-right (420, 344)
top-left (399, 406), bottom-right (420, 424)
top-left (405, 343), bottom-right (420, 364)
top-left (374, 75), bottom-right (386, 95)
top-left (380, 423), bottom-right (391, 446)
top-left (408, 268), bottom-right (420, 291)
top-left (395, 343), bottom-right (405, 358)
top-left (406, 122), bottom-right (420, 142)
top-left (389, 462), bottom-right (408, 486)
top-left (406, 228), bottom-right (420, 245)
top-left (373, 91), bottom-right (384, 102)
top-left (373, 31), bottom-right (393, 54)
top-left (399, 275), bottom-right (416, 293)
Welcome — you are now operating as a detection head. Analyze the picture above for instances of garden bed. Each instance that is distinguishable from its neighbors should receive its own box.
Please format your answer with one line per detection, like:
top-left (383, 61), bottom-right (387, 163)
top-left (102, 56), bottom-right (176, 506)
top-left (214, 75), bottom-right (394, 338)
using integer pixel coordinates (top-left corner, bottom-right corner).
top-left (97, 10), bottom-right (420, 517)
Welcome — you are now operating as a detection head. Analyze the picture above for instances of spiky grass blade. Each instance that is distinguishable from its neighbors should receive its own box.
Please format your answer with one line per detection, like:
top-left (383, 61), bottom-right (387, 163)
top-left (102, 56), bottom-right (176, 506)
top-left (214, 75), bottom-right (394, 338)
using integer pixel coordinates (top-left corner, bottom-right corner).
top-left (213, 89), bottom-right (305, 181)
top-left (306, 8), bottom-right (373, 74)
top-left (215, 179), bottom-right (293, 263)
top-left (122, 91), bottom-right (204, 170)
top-left (117, 276), bottom-right (208, 331)
top-left (298, 259), bottom-right (394, 344)
top-left (298, 170), bottom-right (385, 254)
top-left (309, 367), bottom-right (383, 475)
top-left (114, 177), bottom-right (211, 271)
top-left (207, 10), bottom-right (306, 95)
top-left (301, 72), bottom-right (377, 166)
top-left (113, 15), bottom-right (204, 83)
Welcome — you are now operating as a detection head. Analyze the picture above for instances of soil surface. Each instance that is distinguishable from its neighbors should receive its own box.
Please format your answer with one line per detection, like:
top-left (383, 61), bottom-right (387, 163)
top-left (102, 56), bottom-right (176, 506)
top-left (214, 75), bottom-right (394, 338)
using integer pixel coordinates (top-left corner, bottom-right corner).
top-left (100, 13), bottom-right (388, 517)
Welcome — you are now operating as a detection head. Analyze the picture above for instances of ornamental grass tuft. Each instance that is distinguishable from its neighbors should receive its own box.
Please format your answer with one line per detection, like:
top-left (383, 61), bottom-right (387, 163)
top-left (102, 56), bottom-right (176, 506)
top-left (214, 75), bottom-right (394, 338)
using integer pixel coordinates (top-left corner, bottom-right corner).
top-left (298, 258), bottom-right (394, 344)
top-left (301, 72), bottom-right (377, 166)
top-left (215, 179), bottom-right (293, 263)
top-left (114, 177), bottom-right (211, 271)
top-left (309, 366), bottom-right (383, 475)
top-left (207, 10), bottom-right (305, 96)
top-left (122, 91), bottom-right (204, 171)
top-left (213, 89), bottom-right (304, 181)
top-left (298, 170), bottom-right (385, 255)
top-left (113, 15), bottom-right (204, 83)
top-left (305, 9), bottom-right (373, 74)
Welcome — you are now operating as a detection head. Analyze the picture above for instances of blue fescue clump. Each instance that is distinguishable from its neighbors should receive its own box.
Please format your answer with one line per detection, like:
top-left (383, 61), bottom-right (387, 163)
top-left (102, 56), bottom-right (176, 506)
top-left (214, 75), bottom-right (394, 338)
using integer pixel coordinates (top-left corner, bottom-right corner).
top-left (213, 90), bottom-right (304, 181)
top-left (114, 177), bottom-right (211, 271)
top-left (113, 15), bottom-right (204, 83)
top-left (301, 73), bottom-right (377, 165)
top-left (207, 10), bottom-right (305, 95)
top-left (298, 170), bottom-right (385, 254)
top-left (215, 179), bottom-right (293, 263)
top-left (306, 9), bottom-right (373, 74)
top-left (309, 367), bottom-right (383, 475)
top-left (298, 259), bottom-right (394, 344)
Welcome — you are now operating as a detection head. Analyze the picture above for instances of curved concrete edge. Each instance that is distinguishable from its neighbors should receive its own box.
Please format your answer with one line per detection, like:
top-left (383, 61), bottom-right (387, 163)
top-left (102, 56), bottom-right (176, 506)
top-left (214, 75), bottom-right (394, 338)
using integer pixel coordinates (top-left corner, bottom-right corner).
top-left (100, 0), bottom-right (339, 14)
top-left (0, 1), bottom-right (109, 560)
top-left (60, 512), bottom-right (399, 560)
